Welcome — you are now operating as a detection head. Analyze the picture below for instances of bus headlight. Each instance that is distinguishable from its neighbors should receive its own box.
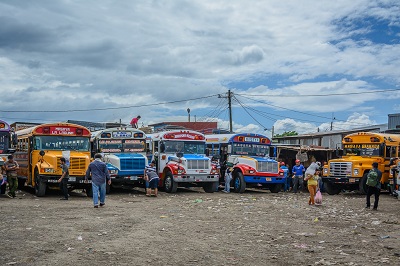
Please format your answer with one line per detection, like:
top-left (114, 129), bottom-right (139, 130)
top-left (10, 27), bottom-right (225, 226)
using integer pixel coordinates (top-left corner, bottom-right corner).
top-left (353, 169), bottom-right (359, 176)
top-left (44, 168), bottom-right (54, 173)
top-left (323, 168), bottom-right (328, 175)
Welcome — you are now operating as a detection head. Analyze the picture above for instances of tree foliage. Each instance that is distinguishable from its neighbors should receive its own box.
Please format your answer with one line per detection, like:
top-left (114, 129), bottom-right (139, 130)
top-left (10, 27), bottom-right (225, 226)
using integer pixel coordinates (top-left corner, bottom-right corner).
top-left (274, 131), bottom-right (298, 137)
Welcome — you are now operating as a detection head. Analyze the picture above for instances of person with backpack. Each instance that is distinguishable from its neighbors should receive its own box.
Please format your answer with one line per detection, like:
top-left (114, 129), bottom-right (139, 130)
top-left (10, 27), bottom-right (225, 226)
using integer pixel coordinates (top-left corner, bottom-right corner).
top-left (365, 162), bottom-right (382, 211)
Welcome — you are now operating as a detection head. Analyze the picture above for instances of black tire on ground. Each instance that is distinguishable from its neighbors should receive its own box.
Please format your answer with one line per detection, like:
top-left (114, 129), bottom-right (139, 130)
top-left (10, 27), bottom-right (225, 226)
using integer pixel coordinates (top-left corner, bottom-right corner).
top-left (359, 173), bottom-right (368, 195)
top-left (34, 169), bottom-right (46, 197)
top-left (17, 178), bottom-right (26, 190)
top-left (0, 184), bottom-right (6, 194)
top-left (233, 171), bottom-right (246, 193)
top-left (269, 184), bottom-right (282, 193)
top-left (86, 185), bottom-right (93, 197)
top-left (164, 171), bottom-right (177, 193)
top-left (324, 181), bottom-right (341, 195)
top-left (203, 181), bottom-right (218, 193)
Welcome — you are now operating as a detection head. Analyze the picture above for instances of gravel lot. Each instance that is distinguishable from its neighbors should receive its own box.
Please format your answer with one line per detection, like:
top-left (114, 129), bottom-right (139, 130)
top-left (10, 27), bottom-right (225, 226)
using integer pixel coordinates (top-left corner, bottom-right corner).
top-left (0, 187), bottom-right (399, 266)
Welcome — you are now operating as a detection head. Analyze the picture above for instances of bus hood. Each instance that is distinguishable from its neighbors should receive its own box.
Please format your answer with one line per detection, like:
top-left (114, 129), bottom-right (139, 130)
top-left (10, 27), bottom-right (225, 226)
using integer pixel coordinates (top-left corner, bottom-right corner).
top-left (103, 153), bottom-right (147, 170)
top-left (329, 156), bottom-right (383, 164)
top-left (167, 154), bottom-right (209, 161)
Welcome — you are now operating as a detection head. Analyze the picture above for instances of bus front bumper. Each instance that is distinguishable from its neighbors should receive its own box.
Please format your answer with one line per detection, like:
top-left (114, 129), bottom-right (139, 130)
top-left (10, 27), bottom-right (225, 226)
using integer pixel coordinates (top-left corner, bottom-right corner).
top-left (38, 175), bottom-right (90, 184)
top-left (173, 174), bottom-right (219, 183)
top-left (244, 175), bottom-right (285, 184)
top-left (323, 176), bottom-right (361, 184)
top-left (111, 175), bottom-right (145, 184)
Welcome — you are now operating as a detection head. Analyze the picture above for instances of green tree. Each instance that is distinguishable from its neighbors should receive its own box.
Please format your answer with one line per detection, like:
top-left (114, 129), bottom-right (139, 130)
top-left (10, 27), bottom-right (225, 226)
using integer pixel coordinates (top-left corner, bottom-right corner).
top-left (274, 131), bottom-right (298, 138)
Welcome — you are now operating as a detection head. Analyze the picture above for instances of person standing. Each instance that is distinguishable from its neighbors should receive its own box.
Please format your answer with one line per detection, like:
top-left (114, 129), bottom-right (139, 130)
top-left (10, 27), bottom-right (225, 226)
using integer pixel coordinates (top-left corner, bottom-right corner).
top-left (57, 157), bottom-right (69, 200)
top-left (366, 162), bottom-right (382, 211)
top-left (292, 159), bottom-right (305, 193)
top-left (280, 162), bottom-right (290, 192)
top-left (145, 160), bottom-right (159, 197)
top-left (305, 169), bottom-right (320, 205)
top-left (85, 153), bottom-right (111, 208)
top-left (130, 115), bottom-right (141, 128)
top-left (4, 155), bottom-right (19, 198)
top-left (223, 167), bottom-right (233, 193)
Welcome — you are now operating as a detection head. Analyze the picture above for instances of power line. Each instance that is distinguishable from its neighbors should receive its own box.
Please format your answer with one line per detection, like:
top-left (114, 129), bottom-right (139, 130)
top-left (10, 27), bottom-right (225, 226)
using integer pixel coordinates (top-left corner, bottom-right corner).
top-left (236, 94), bottom-right (374, 127)
top-left (236, 88), bottom-right (400, 97)
top-left (0, 94), bottom-right (219, 113)
top-left (233, 96), bottom-right (269, 130)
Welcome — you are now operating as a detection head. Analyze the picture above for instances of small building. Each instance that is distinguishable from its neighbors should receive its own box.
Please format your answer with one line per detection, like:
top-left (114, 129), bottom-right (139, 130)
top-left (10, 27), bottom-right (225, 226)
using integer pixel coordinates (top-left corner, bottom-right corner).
top-left (149, 121), bottom-right (218, 134)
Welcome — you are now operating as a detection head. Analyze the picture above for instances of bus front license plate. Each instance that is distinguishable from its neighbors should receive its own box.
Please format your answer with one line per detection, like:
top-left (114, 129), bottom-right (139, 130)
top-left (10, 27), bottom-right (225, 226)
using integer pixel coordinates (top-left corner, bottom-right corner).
top-left (69, 177), bottom-right (76, 182)
top-left (130, 176), bottom-right (138, 181)
top-left (266, 178), bottom-right (271, 181)
top-left (349, 178), bottom-right (355, 183)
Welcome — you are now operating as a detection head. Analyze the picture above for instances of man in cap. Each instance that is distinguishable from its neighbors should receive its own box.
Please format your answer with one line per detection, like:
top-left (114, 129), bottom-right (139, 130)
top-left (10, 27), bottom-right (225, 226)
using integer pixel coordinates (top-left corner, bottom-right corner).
top-left (292, 159), bottom-right (305, 193)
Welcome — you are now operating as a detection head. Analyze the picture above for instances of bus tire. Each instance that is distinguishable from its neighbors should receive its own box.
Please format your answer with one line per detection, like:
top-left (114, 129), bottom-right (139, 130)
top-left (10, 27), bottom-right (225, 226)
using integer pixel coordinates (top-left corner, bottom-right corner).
top-left (18, 178), bottom-right (26, 190)
top-left (359, 174), bottom-right (368, 195)
top-left (325, 181), bottom-right (341, 195)
top-left (233, 171), bottom-right (246, 193)
top-left (86, 185), bottom-right (93, 197)
top-left (164, 171), bottom-right (177, 193)
top-left (203, 181), bottom-right (218, 193)
top-left (269, 184), bottom-right (282, 193)
top-left (34, 169), bottom-right (46, 197)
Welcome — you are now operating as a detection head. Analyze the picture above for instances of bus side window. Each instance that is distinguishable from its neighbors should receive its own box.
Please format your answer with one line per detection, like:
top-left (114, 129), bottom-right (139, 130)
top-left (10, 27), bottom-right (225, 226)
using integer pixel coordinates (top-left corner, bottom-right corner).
top-left (390, 146), bottom-right (397, 158)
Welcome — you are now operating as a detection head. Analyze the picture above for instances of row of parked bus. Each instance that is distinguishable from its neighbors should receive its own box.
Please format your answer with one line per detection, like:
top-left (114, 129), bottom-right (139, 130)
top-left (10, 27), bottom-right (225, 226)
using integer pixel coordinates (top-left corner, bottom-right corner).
top-left (1, 119), bottom-right (399, 198)
top-left (0, 120), bottom-right (286, 197)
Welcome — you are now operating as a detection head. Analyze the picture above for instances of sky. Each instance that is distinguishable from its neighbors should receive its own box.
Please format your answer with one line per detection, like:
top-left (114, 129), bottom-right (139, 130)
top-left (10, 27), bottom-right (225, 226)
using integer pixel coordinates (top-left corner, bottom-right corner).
top-left (0, 0), bottom-right (399, 137)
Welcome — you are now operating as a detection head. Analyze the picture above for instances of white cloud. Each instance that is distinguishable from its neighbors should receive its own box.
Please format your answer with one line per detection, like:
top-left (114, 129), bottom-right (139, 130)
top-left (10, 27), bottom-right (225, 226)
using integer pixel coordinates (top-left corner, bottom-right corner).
top-left (0, 0), bottom-right (398, 129)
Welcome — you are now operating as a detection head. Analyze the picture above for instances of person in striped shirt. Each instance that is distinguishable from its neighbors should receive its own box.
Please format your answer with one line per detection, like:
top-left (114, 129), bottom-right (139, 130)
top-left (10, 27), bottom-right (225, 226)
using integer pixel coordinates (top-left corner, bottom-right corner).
top-left (145, 160), bottom-right (159, 197)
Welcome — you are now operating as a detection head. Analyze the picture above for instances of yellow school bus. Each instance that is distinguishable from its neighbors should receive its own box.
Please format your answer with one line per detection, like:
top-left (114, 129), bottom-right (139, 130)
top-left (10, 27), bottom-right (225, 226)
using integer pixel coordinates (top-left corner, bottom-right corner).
top-left (322, 132), bottom-right (399, 195)
top-left (14, 122), bottom-right (92, 196)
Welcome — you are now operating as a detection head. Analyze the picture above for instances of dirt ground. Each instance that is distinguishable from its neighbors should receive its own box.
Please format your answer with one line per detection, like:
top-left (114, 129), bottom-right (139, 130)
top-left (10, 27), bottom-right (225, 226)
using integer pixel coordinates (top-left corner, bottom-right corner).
top-left (0, 186), bottom-right (399, 266)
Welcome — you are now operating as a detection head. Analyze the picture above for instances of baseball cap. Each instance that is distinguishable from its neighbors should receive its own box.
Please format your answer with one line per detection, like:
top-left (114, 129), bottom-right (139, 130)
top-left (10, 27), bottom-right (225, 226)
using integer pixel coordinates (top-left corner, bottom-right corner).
top-left (280, 162), bottom-right (285, 166)
top-left (295, 159), bottom-right (300, 163)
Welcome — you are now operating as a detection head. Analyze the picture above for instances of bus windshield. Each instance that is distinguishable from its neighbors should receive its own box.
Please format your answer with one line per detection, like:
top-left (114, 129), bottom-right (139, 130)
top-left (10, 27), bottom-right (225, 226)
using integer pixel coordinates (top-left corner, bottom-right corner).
top-left (99, 139), bottom-right (145, 153)
top-left (33, 136), bottom-right (90, 151)
top-left (232, 143), bottom-right (269, 157)
top-left (343, 147), bottom-right (382, 156)
top-left (163, 141), bottom-right (206, 154)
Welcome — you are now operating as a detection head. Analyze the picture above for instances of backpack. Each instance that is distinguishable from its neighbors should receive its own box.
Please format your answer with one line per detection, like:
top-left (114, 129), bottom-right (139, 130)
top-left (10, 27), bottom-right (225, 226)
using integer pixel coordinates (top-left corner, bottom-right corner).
top-left (366, 170), bottom-right (378, 187)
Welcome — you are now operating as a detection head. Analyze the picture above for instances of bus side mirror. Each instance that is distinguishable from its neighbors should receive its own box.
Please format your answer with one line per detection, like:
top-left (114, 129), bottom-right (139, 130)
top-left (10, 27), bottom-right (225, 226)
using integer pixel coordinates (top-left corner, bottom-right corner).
top-left (39, 150), bottom-right (45, 156)
top-left (176, 152), bottom-right (183, 158)
top-left (160, 143), bottom-right (165, 153)
top-left (389, 157), bottom-right (396, 166)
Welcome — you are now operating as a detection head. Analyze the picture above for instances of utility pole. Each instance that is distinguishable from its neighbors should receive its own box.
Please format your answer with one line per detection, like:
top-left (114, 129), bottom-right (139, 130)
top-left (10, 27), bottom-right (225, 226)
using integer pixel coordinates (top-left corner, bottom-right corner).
top-left (218, 90), bottom-right (233, 133)
top-left (228, 90), bottom-right (233, 133)
top-left (330, 113), bottom-right (335, 131)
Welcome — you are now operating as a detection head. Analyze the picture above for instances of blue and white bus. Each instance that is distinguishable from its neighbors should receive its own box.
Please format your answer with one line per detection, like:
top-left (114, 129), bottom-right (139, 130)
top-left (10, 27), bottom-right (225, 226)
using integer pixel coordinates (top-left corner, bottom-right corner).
top-left (205, 133), bottom-right (284, 193)
top-left (91, 127), bottom-right (147, 192)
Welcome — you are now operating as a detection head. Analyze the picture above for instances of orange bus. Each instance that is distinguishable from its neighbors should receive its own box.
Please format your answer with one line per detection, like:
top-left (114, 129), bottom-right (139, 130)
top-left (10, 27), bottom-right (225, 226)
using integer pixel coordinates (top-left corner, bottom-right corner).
top-left (14, 123), bottom-right (92, 196)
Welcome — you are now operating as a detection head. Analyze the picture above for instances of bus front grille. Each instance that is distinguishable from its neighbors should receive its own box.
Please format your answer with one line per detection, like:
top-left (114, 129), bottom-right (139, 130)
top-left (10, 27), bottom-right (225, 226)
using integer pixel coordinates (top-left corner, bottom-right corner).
top-left (329, 162), bottom-right (352, 177)
top-left (120, 158), bottom-right (146, 170)
top-left (187, 160), bottom-right (209, 170)
top-left (257, 161), bottom-right (278, 173)
top-left (57, 157), bottom-right (87, 170)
